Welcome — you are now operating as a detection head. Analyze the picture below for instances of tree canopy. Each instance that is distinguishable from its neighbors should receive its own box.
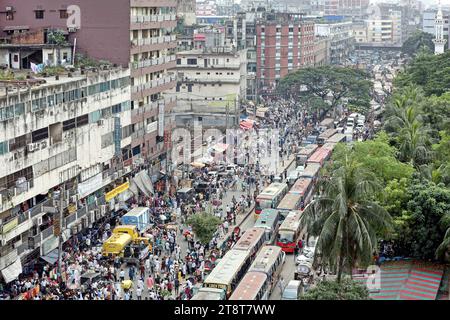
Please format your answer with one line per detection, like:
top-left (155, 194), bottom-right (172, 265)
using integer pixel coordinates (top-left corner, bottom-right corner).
top-left (401, 30), bottom-right (435, 56)
top-left (186, 212), bottom-right (222, 244)
top-left (277, 66), bottom-right (372, 114)
top-left (301, 278), bottom-right (370, 300)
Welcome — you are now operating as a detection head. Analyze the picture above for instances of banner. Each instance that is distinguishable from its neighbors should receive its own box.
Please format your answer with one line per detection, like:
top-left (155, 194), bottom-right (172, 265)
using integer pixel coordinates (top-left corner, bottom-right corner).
top-left (77, 173), bottom-right (103, 198)
top-left (105, 181), bottom-right (129, 201)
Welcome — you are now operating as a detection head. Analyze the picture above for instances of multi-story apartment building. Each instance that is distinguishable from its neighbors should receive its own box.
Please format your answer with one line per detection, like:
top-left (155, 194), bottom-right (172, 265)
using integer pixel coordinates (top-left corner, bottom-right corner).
top-left (256, 13), bottom-right (316, 95)
top-left (0, 0), bottom-right (177, 175)
top-left (169, 46), bottom-right (247, 132)
top-left (0, 66), bottom-right (132, 282)
top-left (315, 21), bottom-right (354, 65)
top-left (225, 11), bottom-right (261, 101)
top-left (177, 0), bottom-right (197, 26)
top-left (353, 21), bottom-right (368, 43)
top-left (323, 0), bottom-right (370, 16)
top-left (313, 36), bottom-right (330, 66)
top-left (0, 0), bottom-right (177, 282)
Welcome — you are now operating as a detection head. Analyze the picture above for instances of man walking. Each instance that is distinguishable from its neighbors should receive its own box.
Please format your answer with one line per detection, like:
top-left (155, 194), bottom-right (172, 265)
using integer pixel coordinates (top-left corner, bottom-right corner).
top-left (278, 277), bottom-right (285, 295)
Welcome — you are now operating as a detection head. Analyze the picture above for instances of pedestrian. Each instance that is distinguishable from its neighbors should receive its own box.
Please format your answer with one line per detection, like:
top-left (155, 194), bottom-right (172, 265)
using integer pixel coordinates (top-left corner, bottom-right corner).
top-left (279, 277), bottom-right (285, 295)
top-left (119, 269), bottom-right (125, 282)
top-left (136, 286), bottom-right (142, 300)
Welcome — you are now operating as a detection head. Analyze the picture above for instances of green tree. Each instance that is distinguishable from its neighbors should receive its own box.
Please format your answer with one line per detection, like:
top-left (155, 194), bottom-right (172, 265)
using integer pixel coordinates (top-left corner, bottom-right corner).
top-left (394, 50), bottom-right (450, 97)
top-left (301, 149), bottom-right (393, 282)
top-left (186, 212), bottom-right (222, 244)
top-left (394, 179), bottom-right (450, 260)
top-left (277, 66), bottom-right (372, 114)
top-left (436, 227), bottom-right (450, 261)
top-left (301, 278), bottom-right (370, 300)
top-left (331, 132), bottom-right (414, 184)
top-left (401, 30), bottom-right (435, 56)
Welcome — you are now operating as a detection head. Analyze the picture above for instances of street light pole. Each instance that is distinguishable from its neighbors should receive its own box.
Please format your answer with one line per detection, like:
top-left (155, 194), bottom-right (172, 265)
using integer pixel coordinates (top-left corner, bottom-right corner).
top-left (57, 183), bottom-right (65, 283)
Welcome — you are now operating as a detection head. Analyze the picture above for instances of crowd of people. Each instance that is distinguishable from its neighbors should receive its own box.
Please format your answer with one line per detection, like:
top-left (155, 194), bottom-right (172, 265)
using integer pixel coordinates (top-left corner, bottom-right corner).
top-left (0, 95), bottom-right (345, 300)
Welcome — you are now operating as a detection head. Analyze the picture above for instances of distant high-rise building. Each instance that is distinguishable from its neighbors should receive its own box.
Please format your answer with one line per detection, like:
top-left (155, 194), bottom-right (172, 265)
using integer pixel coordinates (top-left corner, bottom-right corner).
top-left (433, 2), bottom-right (447, 54)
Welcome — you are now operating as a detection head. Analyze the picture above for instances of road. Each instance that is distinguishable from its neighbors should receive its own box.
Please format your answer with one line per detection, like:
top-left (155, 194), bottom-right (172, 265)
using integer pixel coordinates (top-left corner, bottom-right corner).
top-left (117, 153), bottom-right (297, 299)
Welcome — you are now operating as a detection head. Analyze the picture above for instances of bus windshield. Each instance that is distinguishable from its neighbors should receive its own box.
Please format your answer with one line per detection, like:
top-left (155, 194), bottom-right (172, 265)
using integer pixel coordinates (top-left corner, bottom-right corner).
top-left (278, 231), bottom-right (294, 243)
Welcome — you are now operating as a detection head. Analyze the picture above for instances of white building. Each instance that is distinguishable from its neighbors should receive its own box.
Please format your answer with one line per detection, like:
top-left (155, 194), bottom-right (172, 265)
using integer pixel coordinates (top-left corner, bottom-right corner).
top-left (315, 21), bottom-right (354, 65)
top-left (433, 3), bottom-right (448, 54)
top-left (170, 47), bottom-right (247, 129)
top-left (0, 66), bottom-right (132, 282)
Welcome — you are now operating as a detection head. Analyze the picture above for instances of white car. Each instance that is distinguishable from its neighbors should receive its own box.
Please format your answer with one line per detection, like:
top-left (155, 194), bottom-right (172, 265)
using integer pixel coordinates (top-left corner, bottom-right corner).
top-left (355, 123), bottom-right (365, 132)
top-left (296, 250), bottom-right (314, 265)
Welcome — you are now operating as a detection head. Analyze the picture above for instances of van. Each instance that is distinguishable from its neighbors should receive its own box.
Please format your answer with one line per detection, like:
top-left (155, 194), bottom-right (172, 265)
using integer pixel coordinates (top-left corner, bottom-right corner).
top-left (281, 280), bottom-right (302, 300)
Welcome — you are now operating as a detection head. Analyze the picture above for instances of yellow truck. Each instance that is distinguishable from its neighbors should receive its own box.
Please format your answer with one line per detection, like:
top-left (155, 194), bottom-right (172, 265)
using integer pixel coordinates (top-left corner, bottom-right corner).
top-left (112, 225), bottom-right (151, 246)
top-left (102, 225), bottom-right (152, 259)
top-left (102, 233), bottom-right (133, 257)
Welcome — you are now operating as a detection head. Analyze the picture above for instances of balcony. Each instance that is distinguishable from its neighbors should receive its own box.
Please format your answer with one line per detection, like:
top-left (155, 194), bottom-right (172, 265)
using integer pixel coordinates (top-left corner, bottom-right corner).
top-left (131, 14), bottom-right (176, 24)
top-left (0, 248), bottom-right (18, 270)
top-left (0, 179), bottom-right (35, 213)
top-left (132, 74), bottom-right (176, 94)
top-left (131, 35), bottom-right (176, 47)
top-left (130, 55), bottom-right (176, 70)
top-left (41, 225), bottom-right (54, 241)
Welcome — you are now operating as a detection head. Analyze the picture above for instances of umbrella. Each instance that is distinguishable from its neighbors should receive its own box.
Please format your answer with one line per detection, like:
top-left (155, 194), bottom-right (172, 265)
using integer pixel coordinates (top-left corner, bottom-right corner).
top-left (159, 214), bottom-right (167, 221)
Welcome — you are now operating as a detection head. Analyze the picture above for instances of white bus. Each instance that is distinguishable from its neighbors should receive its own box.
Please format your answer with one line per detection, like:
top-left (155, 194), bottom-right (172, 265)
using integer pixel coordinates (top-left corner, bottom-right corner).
top-left (249, 245), bottom-right (286, 293)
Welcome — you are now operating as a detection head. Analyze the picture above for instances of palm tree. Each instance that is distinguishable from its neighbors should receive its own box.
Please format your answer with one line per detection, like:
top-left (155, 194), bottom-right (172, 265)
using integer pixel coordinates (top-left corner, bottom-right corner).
top-left (300, 149), bottom-right (393, 282)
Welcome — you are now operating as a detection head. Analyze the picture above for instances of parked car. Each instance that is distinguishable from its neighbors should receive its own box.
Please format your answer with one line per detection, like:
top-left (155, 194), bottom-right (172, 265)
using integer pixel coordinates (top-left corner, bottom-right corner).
top-left (281, 280), bottom-right (302, 300)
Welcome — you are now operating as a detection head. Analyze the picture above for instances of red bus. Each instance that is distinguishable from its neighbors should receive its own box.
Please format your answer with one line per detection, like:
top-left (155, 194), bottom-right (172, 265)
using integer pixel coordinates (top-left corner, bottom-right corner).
top-left (276, 211), bottom-right (303, 253)
top-left (307, 147), bottom-right (331, 166)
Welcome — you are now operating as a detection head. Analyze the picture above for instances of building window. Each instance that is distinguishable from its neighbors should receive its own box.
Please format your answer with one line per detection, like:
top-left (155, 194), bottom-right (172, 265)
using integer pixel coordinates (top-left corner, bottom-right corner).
top-left (177, 58), bottom-right (181, 65)
top-left (6, 11), bottom-right (14, 20)
top-left (176, 84), bottom-right (180, 92)
top-left (35, 10), bottom-right (44, 19)
top-left (32, 127), bottom-right (49, 143)
top-left (60, 10), bottom-right (68, 19)
top-left (187, 58), bottom-right (197, 65)
top-left (187, 84), bottom-right (193, 92)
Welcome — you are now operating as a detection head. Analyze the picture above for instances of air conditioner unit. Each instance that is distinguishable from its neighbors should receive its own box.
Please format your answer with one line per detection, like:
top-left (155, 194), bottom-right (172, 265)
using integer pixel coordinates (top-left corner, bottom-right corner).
top-left (68, 27), bottom-right (77, 33)
top-left (94, 209), bottom-right (100, 220)
top-left (97, 119), bottom-right (104, 126)
top-left (36, 217), bottom-right (43, 226)
top-left (100, 205), bottom-right (107, 216)
top-left (89, 210), bottom-right (95, 222)
top-left (6, 6), bottom-right (13, 11)
top-left (71, 195), bottom-right (78, 203)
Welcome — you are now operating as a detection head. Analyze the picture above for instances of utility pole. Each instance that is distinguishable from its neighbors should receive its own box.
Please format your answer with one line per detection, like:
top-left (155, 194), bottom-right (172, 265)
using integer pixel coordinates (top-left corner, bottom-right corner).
top-left (56, 183), bottom-right (65, 284)
top-left (226, 102), bottom-right (229, 130)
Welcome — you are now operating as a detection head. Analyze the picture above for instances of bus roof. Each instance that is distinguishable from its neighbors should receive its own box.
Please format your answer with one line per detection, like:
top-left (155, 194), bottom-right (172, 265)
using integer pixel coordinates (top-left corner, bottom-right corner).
top-left (122, 207), bottom-right (148, 217)
top-left (204, 249), bottom-right (250, 286)
top-left (191, 288), bottom-right (224, 300)
top-left (233, 228), bottom-right (265, 252)
top-left (256, 183), bottom-right (288, 200)
top-left (298, 144), bottom-right (318, 155)
top-left (322, 142), bottom-right (336, 153)
top-left (300, 163), bottom-right (321, 178)
top-left (228, 272), bottom-right (268, 300)
top-left (277, 193), bottom-right (302, 210)
top-left (307, 147), bottom-right (330, 164)
top-left (255, 210), bottom-right (279, 228)
top-left (249, 246), bottom-right (283, 274)
top-left (326, 133), bottom-right (346, 143)
top-left (318, 128), bottom-right (337, 139)
top-left (279, 211), bottom-right (302, 233)
top-left (289, 178), bottom-right (312, 195)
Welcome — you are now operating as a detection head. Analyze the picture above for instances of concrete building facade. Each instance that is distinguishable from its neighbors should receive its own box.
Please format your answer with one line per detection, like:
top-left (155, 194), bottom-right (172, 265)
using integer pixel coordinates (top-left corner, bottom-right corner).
top-left (256, 14), bottom-right (316, 95)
